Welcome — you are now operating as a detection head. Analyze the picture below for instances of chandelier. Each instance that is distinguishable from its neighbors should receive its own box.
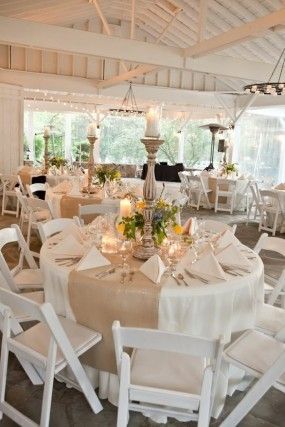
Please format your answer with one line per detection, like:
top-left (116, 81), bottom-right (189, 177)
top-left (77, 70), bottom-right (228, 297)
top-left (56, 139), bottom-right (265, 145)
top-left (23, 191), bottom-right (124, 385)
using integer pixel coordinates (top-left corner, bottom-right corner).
top-left (109, 82), bottom-right (145, 116)
top-left (244, 48), bottom-right (285, 95)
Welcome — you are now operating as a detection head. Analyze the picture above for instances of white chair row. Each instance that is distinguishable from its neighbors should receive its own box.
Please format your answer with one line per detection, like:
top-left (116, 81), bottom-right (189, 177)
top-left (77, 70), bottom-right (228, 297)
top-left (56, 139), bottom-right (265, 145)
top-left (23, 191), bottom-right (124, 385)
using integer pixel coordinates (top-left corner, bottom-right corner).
top-left (0, 174), bottom-right (20, 217)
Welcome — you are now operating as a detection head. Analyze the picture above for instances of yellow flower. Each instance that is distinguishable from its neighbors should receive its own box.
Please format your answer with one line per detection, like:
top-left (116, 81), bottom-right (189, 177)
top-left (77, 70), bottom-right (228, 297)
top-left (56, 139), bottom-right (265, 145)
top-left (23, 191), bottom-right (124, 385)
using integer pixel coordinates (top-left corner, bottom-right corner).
top-left (136, 200), bottom-right (146, 210)
top-left (117, 223), bottom-right (125, 234)
top-left (173, 224), bottom-right (183, 235)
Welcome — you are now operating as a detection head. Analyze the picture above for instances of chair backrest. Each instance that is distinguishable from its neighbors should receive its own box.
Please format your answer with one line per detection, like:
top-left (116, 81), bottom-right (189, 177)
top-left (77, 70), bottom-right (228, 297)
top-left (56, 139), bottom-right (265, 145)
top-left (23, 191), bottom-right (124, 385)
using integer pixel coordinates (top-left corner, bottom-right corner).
top-left (15, 187), bottom-right (28, 212)
top-left (216, 178), bottom-right (237, 192)
top-left (254, 233), bottom-right (285, 256)
top-left (17, 174), bottom-right (27, 194)
top-left (38, 218), bottom-right (80, 242)
top-left (26, 183), bottom-right (47, 198)
top-left (79, 202), bottom-right (119, 220)
top-left (26, 197), bottom-right (53, 220)
top-left (259, 189), bottom-right (280, 209)
top-left (112, 320), bottom-right (224, 404)
top-left (0, 225), bottom-right (37, 293)
top-left (203, 220), bottom-right (237, 235)
top-left (1, 174), bottom-right (18, 191)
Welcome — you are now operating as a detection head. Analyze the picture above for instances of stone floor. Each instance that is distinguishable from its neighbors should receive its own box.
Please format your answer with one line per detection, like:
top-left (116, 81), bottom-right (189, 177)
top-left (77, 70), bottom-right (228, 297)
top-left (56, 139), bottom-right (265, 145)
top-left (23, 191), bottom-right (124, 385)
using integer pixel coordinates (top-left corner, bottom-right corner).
top-left (0, 207), bottom-right (285, 426)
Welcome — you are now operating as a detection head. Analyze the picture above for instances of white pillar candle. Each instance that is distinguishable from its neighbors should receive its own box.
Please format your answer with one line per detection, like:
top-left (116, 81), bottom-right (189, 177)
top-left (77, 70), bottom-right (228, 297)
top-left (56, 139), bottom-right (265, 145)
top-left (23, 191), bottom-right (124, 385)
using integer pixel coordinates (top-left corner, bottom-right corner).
top-left (120, 199), bottom-right (132, 218)
top-left (145, 107), bottom-right (160, 138)
top-left (87, 123), bottom-right (97, 137)
top-left (44, 126), bottom-right (50, 137)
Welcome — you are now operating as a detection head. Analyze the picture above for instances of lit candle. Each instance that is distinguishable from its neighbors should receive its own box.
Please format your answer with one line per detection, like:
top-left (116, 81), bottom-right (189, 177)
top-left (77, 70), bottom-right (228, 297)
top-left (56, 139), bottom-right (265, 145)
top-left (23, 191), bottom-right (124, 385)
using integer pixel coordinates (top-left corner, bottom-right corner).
top-left (102, 233), bottom-right (118, 254)
top-left (44, 127), bottom-right (50, 137)
top-left (145, 107), bottom-right (160, 138)
top-left (120, 199), bottom-right (132, 218)
top-left (87, 123), bottom-right (97, 137)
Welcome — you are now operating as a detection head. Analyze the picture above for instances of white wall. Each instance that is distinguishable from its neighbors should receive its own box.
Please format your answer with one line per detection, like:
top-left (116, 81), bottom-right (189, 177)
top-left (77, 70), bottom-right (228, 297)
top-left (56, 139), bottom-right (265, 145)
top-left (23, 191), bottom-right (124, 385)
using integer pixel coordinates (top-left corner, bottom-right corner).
top-left (0, 83), bottom-right (24, 173)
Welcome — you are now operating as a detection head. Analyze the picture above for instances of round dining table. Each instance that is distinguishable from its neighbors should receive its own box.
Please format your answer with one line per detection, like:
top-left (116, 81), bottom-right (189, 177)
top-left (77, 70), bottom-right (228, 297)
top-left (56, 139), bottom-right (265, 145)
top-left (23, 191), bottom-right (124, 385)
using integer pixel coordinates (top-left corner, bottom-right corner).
top-left (40, 231), bottom-right (264, 421)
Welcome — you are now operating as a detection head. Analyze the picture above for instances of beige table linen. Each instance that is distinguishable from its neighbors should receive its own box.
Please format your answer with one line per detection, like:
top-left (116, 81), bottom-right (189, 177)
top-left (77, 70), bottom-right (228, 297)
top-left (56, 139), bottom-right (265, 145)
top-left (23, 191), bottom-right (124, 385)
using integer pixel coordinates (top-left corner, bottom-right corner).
top-left (68, 256), bottom-right (160, 374)
top-left (60, 194), bottom-right (102, 220)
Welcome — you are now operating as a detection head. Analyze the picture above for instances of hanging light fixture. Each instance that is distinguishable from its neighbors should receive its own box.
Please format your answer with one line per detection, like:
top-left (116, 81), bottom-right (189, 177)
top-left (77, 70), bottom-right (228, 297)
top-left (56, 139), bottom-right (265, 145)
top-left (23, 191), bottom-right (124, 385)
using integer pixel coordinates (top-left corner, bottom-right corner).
top-left (244, 48), bottom-right (285, 96)
top-left (109, 82), bottom-right (145, 116)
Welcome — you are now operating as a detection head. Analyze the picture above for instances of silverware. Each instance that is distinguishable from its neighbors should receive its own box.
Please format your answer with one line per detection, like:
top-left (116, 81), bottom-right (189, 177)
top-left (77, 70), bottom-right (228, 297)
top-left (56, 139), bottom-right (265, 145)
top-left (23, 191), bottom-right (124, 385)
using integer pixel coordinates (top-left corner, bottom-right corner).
top-left (184, 268), bottom-right (208, 284)
top-left (171, 273), bottom-right (181, 286)
top-left (221, 263), bottom-right (250, 274)
top-left (177, 273), bottom-right (189, 286)
top-left (96, 266), bottom-right (116, 279)
top-left (129, 270), bottom-right (135, 283)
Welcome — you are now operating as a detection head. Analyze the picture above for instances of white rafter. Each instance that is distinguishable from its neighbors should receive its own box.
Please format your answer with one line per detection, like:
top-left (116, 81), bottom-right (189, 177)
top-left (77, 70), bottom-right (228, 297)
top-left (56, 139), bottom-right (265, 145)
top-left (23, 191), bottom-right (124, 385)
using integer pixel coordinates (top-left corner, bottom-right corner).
top-left (197, 0), bottom-right (208, 42)
top-left (185, 7), bottom-right (285, 57)
top-left (130, 0), bottom-right (136, 39)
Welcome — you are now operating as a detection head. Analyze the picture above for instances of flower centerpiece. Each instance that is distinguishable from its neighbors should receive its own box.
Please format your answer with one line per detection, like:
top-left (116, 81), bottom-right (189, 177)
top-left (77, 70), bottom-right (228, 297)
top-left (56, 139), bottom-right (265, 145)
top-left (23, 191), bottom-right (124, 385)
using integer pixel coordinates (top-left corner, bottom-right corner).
top-left (118, 197), bottom-right (183, 246)
top-left (94, 165), bottom-right (121, 185)
top-left (49, 156), bottom-right (67, 169)
top-left (222, 162), bottom-right (238, 177)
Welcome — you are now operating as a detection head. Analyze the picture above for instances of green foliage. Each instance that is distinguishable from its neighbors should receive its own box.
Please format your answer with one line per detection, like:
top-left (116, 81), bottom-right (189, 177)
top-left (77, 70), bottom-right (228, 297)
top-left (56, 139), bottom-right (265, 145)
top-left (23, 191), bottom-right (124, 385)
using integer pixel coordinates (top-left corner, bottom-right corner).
top-left (49, 156), bottom-right (67, 168)
top-left (94, 164), bottom-right (121, 184)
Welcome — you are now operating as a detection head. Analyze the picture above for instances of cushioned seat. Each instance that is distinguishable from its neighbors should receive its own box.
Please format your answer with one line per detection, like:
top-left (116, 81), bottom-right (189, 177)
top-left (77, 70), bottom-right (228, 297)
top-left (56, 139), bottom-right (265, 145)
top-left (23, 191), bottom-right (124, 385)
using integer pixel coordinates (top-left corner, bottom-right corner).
top-left (14, 316), bottom-right (102, 369)
top-left (14, 269), bottom-right (43, 289)
top-left (225, 330), bottom-right (285, 385)
top-left (34, 209), bottom-right (51, 221)
top-left (255, 304), bottom-right (285, 335)
top-left (130, 348), bottom-right (204, 396)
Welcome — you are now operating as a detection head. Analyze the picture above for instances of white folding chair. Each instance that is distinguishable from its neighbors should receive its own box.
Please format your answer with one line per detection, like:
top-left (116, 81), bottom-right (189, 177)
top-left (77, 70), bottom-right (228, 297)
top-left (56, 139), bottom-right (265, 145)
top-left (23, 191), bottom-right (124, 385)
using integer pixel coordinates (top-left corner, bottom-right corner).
top-left (220, 327), bottom-right (285, 427)
top-left (254, 233), bottom-right (285, 307)
top-left (214, 178), bottom-right (237, 214)
top-left (186, 175), bottom-right (212, 210)
top-left (1, 174), bottom-right (20, 217)
top-left (0, 224), bottom-right (43, 294)
top-left (26, 182), bottom-right (48, 198)
top-left (246, 182), bottom-right (262, 224)
top-left (0, 287), bottom-right (103, 427)
top-left (112, 320), bottom-right (224, 427)
top-left (258, 190), bottom-right (283, 236)
top-left (79, 201), bottom-right (119, 224)
top-left (26, 198), bottom-right (53, 257)
top-left (17, 174), bottom-right (28, 196)
top-left (178, 171), bottom-right (189, 195)
top-left (38, 217), bottom-right (81, 243)
top-left (255, 304), bottom-right (285, 336)
top-left (15, 188), bottom-right (30, 233)
top-left (203, 220), bottom-right (237, 235)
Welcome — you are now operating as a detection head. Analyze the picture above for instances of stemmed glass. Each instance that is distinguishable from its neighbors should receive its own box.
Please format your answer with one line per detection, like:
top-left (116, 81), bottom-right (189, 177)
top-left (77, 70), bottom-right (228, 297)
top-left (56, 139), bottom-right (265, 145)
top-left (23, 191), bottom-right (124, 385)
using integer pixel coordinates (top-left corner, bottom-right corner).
top-left (118, 240), bottom-right (133, 283)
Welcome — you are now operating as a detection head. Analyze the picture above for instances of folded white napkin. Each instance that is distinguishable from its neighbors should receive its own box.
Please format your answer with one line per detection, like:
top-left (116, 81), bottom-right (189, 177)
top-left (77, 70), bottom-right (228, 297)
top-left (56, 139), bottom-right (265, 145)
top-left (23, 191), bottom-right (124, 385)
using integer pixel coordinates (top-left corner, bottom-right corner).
top-left (215, 243), bottom-right (250, 269)
top-left (191, 252), bottom-right (226, 280)
top-left (76, 245), bottom-right (110, 271)
top-left (52, 235), bottom-right (84, 257)
top-left (61, 223), bottom-right (84, 243)
top-left (182, 217), bottom-right (197, 236)
top-left (139, 254), bottom-right (166, 284)
top-left (216, 229), bottom-right (239, 250)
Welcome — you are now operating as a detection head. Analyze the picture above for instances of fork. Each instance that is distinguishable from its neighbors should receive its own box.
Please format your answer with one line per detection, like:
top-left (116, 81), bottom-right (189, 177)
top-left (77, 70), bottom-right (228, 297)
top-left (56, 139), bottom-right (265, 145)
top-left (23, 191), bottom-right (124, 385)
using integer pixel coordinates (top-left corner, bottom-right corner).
top-left (171, 273), bottom-right (181, 286)
top-left (177, 273), bottom-right (189, 286)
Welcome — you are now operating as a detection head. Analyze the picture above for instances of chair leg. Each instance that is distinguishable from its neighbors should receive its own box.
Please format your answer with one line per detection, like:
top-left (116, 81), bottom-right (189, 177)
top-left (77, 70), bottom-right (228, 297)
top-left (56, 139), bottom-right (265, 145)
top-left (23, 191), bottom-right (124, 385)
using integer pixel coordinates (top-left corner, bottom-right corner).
top-left (117, 356), bottom-right (130, 427)
top-left (40, 340), bottom-right (57, 427)
top-left (1, 193), bottom-right (5, 216)
top-left (0, 318), bottom-right (10, 420)
top-left (272, 212), bottom-right (279, 236)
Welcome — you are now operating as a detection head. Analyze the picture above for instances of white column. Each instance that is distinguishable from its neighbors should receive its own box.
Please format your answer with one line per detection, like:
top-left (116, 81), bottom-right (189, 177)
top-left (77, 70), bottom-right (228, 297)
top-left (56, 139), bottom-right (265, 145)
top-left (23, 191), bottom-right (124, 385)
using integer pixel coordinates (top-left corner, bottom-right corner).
top-left (64, 114), bottom-right (72, 160)
top-left (26, 110), bottom-right (35, 160)
top-left (177, 130), bottom-right (185, 163)
top-left (0, 83), bottom-right (24, 173)
top-left (93, 134), bottom-right (100, 163)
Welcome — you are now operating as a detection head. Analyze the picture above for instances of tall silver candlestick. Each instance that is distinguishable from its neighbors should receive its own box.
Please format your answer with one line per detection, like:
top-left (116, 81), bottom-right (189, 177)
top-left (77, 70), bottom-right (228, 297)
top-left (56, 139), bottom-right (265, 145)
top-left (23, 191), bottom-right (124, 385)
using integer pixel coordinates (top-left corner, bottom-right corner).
top-left (43, 135), bottom-right (50, 174)
top-left (133, 137), bottom-right (164, 260)
top-left (87, 135), bottom-right (97, 194)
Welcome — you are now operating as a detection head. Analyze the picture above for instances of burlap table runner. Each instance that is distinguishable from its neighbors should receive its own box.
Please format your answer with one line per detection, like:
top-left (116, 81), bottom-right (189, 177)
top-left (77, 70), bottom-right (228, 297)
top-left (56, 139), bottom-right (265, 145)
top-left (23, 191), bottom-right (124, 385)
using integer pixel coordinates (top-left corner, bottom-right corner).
top-left (60, 194), bottom-right (102, 221)
top-left (68, 255), bottom-right (160, 374)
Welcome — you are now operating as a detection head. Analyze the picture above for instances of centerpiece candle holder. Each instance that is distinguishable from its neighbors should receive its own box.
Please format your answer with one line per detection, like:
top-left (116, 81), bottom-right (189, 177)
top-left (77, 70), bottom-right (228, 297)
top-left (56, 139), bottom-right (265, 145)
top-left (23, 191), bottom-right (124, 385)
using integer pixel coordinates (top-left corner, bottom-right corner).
top-left (133, 137), bottom-right (164, 260)
top-left (86, 135), bottom-right (97, 195)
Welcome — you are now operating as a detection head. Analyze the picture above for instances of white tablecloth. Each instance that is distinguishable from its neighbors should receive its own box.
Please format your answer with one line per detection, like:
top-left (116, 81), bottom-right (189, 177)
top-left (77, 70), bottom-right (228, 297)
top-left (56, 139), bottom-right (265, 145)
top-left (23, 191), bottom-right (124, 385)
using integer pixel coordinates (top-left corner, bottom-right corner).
top-left (122, 178), bottom-right (182, 200)
top-left (40, 234), bottom-right (264, 420)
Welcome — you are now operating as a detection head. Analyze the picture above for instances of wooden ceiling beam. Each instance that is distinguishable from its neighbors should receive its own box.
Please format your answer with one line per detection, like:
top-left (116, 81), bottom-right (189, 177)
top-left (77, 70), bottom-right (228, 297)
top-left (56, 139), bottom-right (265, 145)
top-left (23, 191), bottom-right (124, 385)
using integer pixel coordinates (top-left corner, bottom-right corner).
top-left (185, 7), bottom-right (285, 58)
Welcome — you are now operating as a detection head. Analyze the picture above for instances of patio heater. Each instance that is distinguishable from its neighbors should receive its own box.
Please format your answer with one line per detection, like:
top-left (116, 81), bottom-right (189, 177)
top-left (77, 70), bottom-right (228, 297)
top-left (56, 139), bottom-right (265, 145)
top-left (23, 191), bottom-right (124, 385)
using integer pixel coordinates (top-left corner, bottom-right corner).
top-left (199, 123), bottom-right (228, 170)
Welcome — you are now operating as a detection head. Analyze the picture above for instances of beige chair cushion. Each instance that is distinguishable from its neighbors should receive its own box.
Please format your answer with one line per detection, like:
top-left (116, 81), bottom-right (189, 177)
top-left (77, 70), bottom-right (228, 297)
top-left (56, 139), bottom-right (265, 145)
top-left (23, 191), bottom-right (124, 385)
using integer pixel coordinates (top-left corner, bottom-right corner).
top-left (14, 316), bottom-right (101, 367)
top-left (130, 348), bottom-right (204, 395)
top-left (14, 269), bottom-right (43, 289)
top-left (256, 304), bottom-right (285, 335)
top-left (225, 330), bottom-right (285, 385)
